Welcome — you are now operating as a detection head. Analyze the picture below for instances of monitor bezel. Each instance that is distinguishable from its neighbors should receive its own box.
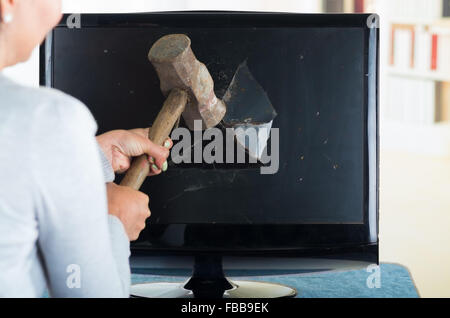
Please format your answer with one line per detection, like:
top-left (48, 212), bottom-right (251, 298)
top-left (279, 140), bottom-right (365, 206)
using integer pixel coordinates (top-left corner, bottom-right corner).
top-left (40, 12), bottom-right (379, 260)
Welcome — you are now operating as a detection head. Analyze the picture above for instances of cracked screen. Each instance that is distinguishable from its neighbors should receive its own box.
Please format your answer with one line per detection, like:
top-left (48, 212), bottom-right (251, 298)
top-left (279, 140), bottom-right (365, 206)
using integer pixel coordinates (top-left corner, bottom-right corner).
top-left (52, 26), bottom-right (366, 224)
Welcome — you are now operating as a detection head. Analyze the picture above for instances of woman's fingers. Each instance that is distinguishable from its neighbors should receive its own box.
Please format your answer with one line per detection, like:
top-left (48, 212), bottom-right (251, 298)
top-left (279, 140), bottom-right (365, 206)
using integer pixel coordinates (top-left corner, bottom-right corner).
top-left (123, 132), bottom-right (167, 166)
top-left (129, 127), bottom-right (150, 138)
top-left (147, 137), bottom-right (172, 176)
top-left (112, 146), bottom-right (131, 173)
top-left (162, 138), bottom-right (173, 150)
top-left (128, 128), bottom-right (173, 151)
top-left (148, 156), bottom-right (162, 175)
top-left (126, 128), bottom-right (172, 175)
top-left (106, 183), bottom-right (151, 241)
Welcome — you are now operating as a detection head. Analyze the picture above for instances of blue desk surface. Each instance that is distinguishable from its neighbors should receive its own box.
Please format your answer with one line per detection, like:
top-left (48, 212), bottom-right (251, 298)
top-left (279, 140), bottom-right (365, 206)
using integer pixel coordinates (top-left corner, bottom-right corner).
top-left (131, 263), bottom-right (419, 298)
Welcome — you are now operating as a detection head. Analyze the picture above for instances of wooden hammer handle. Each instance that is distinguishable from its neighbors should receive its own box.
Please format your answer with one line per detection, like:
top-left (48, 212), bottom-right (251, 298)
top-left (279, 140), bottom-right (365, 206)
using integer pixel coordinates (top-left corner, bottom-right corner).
top-left (120, 88), bottom-right (188, 190)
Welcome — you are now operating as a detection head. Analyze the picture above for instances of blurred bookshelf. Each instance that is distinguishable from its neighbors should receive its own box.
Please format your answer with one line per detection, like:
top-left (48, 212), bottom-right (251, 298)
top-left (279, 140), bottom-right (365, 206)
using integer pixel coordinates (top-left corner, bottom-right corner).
top-left (385, 0), bottom-right (450, 156)
top-left (323, 0), bottom-right (450, 155)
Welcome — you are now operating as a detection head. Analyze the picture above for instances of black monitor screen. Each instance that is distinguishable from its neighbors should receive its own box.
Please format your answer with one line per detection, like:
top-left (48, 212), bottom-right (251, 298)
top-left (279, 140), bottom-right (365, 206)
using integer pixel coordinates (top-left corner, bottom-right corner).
top-left (46, 13), bottom-right (376, 229)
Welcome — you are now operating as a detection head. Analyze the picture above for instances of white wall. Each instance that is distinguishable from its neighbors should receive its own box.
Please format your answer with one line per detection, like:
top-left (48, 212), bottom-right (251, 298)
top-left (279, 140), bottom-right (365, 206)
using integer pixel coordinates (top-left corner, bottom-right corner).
top-left (61, 0), bottom-right (322, 14)
top-left (2, 0), bottom-right (323, 86)
top-left (61, 0), bottom-right (188, 13)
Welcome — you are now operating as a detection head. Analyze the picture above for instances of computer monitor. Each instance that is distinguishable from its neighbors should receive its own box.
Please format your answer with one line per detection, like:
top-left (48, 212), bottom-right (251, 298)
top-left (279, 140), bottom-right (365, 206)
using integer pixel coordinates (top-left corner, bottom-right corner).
top-left (40, 11), bottom-right (379, 298)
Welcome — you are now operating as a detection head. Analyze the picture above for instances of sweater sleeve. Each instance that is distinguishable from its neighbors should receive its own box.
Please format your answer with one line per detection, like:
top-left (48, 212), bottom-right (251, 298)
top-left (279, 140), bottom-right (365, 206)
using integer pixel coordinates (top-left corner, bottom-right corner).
top-left (97, 143), bottom-right (116, 183)
top-left (31, 95), bottom-right (130, 298)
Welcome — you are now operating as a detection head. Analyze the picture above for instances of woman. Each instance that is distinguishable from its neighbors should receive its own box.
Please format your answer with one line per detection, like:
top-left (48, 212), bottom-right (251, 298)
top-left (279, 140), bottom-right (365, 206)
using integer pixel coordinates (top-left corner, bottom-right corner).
top-left (0, 0), bottom-right (171, 297)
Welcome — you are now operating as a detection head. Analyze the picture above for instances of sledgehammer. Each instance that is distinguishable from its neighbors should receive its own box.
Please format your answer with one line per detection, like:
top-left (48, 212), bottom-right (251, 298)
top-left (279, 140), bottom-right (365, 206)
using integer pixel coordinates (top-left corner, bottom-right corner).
top-left (120, 34), bottom-right (276, 190)
top-left (120, 34), bottom-right (227, 190)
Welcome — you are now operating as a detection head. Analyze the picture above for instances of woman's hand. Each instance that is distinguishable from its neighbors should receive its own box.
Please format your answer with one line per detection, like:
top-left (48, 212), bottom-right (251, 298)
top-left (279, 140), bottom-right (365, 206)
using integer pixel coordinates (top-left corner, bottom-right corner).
top-left (96, 128), bottom-right (173, 175)
top-left (106, 182), bottom-right (150, 241)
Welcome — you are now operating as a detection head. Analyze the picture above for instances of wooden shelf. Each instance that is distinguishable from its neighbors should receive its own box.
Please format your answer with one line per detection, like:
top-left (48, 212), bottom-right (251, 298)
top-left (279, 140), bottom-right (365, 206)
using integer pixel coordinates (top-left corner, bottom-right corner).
top-left (389, 18), bottom-right (439, 26)
top-left (390, 17), bottom-right (450, 29)
top-left (386, 66), bottom-right (450, 82)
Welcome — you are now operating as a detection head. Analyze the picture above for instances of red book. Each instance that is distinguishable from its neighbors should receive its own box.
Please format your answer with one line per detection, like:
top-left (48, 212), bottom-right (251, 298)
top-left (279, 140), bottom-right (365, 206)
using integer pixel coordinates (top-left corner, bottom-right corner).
top-left (431, 34), bottom-right (438, 71)
top-left (354, 0), bottom-right (365, 13)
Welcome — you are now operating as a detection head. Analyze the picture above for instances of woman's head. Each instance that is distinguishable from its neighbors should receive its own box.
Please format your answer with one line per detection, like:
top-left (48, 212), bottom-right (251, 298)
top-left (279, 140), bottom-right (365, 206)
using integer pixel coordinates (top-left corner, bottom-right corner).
top-left (0, 0), bottom-right (62, 68)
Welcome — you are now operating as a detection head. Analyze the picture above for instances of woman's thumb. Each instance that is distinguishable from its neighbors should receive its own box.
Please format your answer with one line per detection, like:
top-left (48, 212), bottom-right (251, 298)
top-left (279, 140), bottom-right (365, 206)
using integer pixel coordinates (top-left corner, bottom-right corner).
top-left (134, 134), bottom-right (169, 167)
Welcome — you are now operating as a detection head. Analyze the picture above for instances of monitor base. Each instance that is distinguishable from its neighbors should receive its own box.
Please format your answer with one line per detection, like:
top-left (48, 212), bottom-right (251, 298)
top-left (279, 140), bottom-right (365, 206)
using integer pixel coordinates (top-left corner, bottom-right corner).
top-left (131, 280), bottom-right (297, 298)
top-left (131, 255), bottom-right (297, 298)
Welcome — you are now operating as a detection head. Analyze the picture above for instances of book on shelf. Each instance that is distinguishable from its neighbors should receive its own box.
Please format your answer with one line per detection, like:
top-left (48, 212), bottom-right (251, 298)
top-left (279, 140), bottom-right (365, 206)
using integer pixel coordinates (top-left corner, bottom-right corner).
top-left (322, 0), bottom-right (375, 13)
top-left (415, 26), bottom-right (432, 72)
top-left (390, 24), bottom-right (415, 70)
top-left (386, 76), bottom-right (436, 125)
top-left (322, 0), bottom-right (449, 17)
top-left (436, 81), bottom-right (450, 122)
top-left (390, 23), bottom-right (450, 76)
top-left (431, 31), bottom-right (450, 74)
top-left (444, 0), bottom-right (450, 17)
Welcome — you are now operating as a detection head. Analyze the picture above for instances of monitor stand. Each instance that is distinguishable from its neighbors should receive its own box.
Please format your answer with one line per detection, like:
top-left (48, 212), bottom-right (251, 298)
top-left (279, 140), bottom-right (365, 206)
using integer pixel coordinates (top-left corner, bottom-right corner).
top-left (130, 255), bottom-right (297, 298)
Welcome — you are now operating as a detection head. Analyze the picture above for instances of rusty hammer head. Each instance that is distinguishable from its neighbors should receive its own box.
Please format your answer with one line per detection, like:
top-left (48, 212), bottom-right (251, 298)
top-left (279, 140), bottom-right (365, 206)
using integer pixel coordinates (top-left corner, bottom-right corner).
top-left (148, 34), bottom-right (226, 131)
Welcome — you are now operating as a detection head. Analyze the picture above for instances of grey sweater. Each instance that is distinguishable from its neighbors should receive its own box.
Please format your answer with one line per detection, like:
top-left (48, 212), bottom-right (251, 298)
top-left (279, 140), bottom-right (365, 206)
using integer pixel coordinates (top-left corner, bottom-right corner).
top-left (0, 73), bottom-right (130, 297)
